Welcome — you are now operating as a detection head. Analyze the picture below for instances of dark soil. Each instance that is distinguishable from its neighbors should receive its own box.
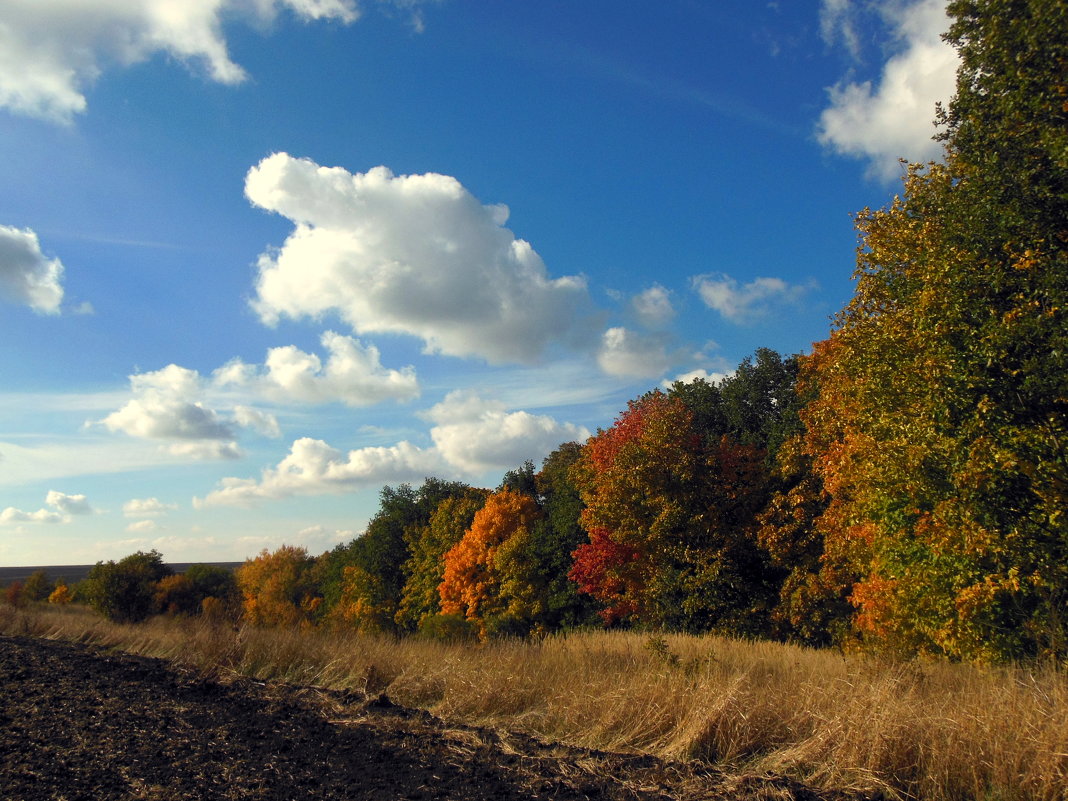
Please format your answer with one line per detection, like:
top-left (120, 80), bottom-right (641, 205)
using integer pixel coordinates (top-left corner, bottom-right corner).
top-left (0, 635), bottom-right (834, 801)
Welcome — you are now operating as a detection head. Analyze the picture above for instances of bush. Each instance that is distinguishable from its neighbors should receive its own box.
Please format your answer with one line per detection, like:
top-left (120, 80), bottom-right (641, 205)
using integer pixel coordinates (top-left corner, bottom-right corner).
top-left (417, 613), bottom-right (477, 643)
top-left (84, 550), bottom-right (172, 623)
top-left (48, 583), bottom-right (73, 605)
top-left (22, 570), bottom-right (53, 602)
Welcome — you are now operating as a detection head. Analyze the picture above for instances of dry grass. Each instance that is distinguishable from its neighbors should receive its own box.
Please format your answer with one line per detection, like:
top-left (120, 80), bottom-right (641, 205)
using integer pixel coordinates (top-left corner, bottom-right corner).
top-left (3, 603), bottom-right (1065, 801)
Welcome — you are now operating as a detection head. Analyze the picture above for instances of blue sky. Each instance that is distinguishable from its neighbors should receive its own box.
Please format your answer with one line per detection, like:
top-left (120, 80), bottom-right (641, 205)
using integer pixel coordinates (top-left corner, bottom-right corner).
top-left (0, 0), bottom-right (958, 566)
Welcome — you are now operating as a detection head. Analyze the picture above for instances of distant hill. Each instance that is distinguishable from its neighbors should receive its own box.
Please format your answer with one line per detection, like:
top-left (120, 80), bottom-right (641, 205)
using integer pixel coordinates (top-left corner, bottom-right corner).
top-left (0, 562), bottom-right (243, 586)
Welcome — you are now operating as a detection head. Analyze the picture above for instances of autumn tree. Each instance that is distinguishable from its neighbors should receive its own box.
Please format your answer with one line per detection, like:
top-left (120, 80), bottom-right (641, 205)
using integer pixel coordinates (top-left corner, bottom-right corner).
top-left (395, 487), bottom-right (489, 631)
top-left (322, 478), bottom-right (474, 632)
top-left (802, 0), bottom-right (1068, 660)
top-left (530, 443), bottom-right (599, 628)
top-left (84, 550), bottom-right (172, 623)
top-left (570, 390), bottom-right (776, 633)
top-left (235, 545), bottom-right (321, 627)
top-left (48, 583), bottom-right (73, 605)
top-left (439, 487), bottom-right (544, 638)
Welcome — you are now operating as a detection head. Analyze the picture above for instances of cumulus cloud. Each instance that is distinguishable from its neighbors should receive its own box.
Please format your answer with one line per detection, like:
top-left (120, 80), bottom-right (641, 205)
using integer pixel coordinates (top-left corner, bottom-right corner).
top-left (692, 273), bottom-right (811, 324)
top-left (1, 489), bottom-right (94, 525)
top-left (0, 225), bottom-right (64, 313)
top-left (0, 0), bottom-right (358, 122)
top-left (214, 331), bottom-right (419, 407)
top-left (245, 153), bottom-right (598, 364)
top-left (596, 327), bottom-right (673, 378)
top-left (818, 0), bottom-right (959, 179)
top-left (425, 391), bottom-right (590, 475)
top-left (44, 490), bottom-right (93, 515)
top-left (126, 519), bottom-right (158, 534)
top-left (0, 507), bottom-right (64, 525)
top-left (195, 437), bottom-right (442, 507)
top-left (196, 391), bottom-right (591, 507)
top-left (123, 497), bottom-right (177, 518)
top-left (100, 364), bottom-right (251, 460)
top-left (631, 284), bottom-right (675, 328)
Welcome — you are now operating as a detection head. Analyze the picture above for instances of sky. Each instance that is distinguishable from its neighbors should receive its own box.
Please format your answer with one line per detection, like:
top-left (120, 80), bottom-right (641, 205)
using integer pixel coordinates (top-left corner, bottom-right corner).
top-left (0, 0), bottom-right (960, 566)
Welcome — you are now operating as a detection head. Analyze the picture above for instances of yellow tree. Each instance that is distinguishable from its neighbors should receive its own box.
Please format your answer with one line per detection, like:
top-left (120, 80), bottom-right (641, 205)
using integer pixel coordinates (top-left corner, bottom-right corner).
top-left (235, 545), bottom-right (321, 627)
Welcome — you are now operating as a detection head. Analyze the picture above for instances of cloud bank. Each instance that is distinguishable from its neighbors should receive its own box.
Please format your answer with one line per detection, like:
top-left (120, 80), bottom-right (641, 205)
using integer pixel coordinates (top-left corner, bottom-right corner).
top-left (197, 391), bottom-right (590, 507)
top-left (246, 153), bottom-right (598, 365)
top-left (0, 225), bottom-right (64, 313)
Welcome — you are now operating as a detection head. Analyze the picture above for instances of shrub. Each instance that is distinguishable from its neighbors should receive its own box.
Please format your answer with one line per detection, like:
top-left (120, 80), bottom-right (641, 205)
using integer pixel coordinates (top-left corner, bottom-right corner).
top-left (84, 550), bottom-right (172, 623)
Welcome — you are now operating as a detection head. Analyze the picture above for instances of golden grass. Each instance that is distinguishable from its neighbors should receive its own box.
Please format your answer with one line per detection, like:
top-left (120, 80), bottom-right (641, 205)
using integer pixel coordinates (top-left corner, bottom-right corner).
top-left (3, 603), bottom-right (1065, 801)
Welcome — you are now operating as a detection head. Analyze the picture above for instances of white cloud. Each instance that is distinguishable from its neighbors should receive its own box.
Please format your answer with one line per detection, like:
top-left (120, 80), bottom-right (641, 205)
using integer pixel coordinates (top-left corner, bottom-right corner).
top-left (692, 273), bottom-right (811, 324)
top-left (215, 331), bottom-right (419, 407)
top-left (818, 0), bottom-right (959, 179)
top-left (425, 391), bottom-right (590, 474)
top-left (596, 327), bottom-right (672, 378)
top-left (100, 364), bottom-right (272, 459)
top-left (0, 0), bottom-right (358, 123)
top-left (123, 497), bottom-right (177, 518)
top-left (663, 368), bottom-right (732, 387)
top-left (195, 437), bottom-right (442, 507)
top-left (631, 284), bottom-right (675, 328)
top-left (0, 489), bottom-right (93, 525)
top-left (0, 507), bottom-right (64, 525)
top-left (245, 153), bottom-right (598, 364)
top-left (819, 0), bottom-right (862, 59)
top-left (0, 225), bottom-right (64, 313)
top-left (44, 490), bottom-right (93, 515)
top-left (196, 391), bottom-right (591, 506)
top-left (126, 519), bottom-right (158, 534)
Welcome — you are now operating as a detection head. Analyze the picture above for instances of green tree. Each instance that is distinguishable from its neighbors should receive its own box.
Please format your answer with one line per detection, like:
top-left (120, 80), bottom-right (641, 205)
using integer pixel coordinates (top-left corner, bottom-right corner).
top-left (803, 0), bottom-right (1068, 660)
top-left (21, 569), bottom-right (53, 603)
top-left (84, 550), bottom-right (172, 623)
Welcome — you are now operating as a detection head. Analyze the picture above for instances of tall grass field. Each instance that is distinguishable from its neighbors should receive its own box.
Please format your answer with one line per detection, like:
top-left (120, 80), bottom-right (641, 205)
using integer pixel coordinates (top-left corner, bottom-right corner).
top-left (2, 604), bottom-right (1064, 801)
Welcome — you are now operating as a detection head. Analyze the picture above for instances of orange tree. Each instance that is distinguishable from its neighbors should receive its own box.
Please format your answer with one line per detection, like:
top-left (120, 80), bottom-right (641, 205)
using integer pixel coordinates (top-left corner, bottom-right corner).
top-left (439, 487), bottom-right (544, 638)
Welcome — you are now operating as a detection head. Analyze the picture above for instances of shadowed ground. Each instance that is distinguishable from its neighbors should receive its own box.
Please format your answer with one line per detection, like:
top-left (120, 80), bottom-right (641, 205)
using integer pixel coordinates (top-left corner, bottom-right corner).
top-left (0, 634), bottom-right (834, 801)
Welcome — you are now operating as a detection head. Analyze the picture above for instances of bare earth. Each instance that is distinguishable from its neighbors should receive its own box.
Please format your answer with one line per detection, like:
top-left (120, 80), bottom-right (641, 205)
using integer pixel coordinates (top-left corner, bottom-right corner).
top-left (0, 635), bottom-right (835, 801)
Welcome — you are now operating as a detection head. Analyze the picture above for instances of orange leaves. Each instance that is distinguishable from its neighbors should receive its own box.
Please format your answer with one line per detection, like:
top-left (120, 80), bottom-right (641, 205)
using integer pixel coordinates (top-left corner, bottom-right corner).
top-left (439, 488), bottom-right (543, 637)
top-left (235, 545), bottom-right (320, 628)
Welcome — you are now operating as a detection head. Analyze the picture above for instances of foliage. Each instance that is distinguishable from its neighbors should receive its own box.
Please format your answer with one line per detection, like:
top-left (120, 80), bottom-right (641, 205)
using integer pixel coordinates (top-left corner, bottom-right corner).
top-left (395, 487), bottom-right (489, 631)
top-left (235, 545), bottom-right (321, 627)
top-left (4, 581), bottom-right (24, 607)
top-left (153, 574), bottom-right (200, 615)
top-left (570, 390), bottom-right (777, 632)
top-left (48, 583), bottom-right (73, 605)
top-left (22, 570), bottom-right (53, 603)
top-left (84, 550), bottom-right (172, 623)
top-left (439, 487), bottom-right (544, 638)
top-left (800, 0), bottom-right (1068, 660)
top-left (320, 478), bottom-right (474, 633)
